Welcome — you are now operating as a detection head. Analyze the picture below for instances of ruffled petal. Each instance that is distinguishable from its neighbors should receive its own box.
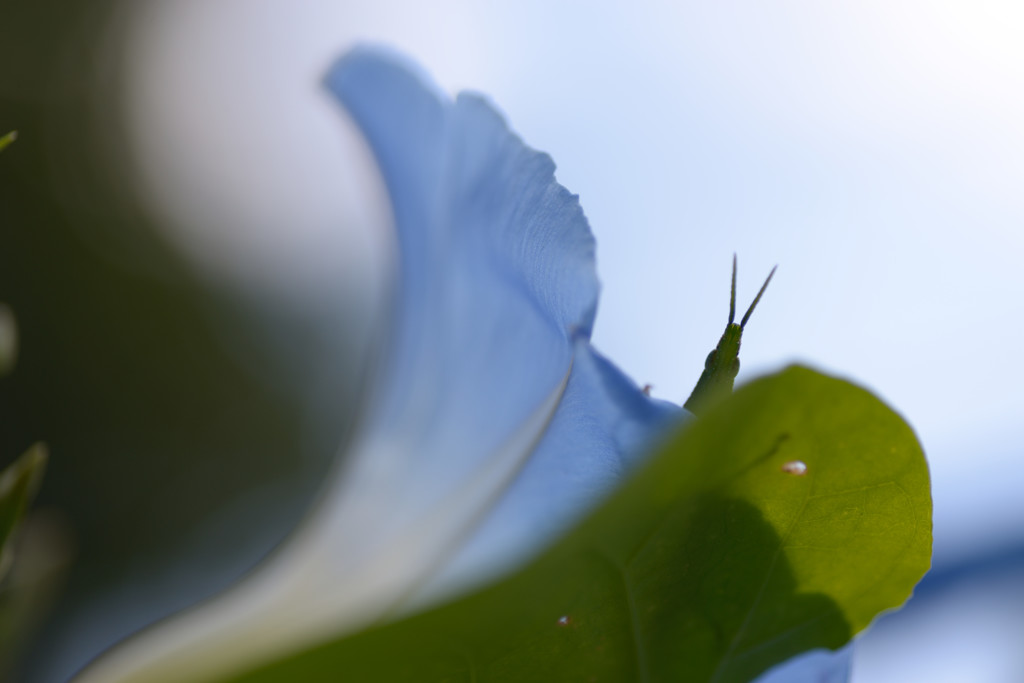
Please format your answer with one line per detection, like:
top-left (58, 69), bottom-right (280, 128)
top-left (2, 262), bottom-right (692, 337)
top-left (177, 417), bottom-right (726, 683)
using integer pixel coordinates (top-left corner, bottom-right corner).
top-left (307, 44), bottom-right (605, 606)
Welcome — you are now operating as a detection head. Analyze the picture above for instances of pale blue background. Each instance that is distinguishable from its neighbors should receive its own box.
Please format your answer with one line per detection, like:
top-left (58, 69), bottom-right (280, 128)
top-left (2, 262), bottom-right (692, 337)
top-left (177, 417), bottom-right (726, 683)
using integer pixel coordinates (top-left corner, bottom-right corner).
top-left (110, 2), bottom-right (1024, 680)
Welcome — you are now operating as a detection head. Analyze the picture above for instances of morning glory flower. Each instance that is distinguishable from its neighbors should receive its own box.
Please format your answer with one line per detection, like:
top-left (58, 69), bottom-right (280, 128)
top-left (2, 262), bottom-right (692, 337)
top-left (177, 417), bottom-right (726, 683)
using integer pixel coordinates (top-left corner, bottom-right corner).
top-left (78, 46), bottom-right (850, 682)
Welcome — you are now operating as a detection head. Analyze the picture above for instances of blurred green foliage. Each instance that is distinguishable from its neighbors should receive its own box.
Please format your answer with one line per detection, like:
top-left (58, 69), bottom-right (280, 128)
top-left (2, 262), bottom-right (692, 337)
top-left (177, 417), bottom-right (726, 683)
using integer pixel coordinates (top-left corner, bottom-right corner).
top-left (0, 445), bottom-right (47, 585)
top-left (227, 367), bottom-right (930, 683)
top-left (0, 444), bottom-right (59, 675)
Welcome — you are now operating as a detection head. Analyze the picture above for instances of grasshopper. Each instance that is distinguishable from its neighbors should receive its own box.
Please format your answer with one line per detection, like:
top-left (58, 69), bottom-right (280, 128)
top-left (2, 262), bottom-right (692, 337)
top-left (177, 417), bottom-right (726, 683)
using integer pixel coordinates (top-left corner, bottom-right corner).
top-left (684, 255), bottom-right (776, 415)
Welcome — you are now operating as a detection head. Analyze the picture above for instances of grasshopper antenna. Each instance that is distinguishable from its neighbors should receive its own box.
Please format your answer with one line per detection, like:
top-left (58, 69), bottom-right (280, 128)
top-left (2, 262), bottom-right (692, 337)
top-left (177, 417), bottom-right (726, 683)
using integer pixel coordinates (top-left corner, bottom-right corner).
top-left (740, 264), bottom-right (778, 329)
top-left (728, 254), bottom-right (737, 325)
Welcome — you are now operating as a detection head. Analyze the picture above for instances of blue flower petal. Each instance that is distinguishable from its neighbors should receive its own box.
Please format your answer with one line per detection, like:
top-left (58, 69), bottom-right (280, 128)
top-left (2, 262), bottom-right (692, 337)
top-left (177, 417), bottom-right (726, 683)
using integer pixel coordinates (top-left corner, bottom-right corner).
top-left (754, 645), bottom-right (853, 683)
top-left (325, 46), bottom-right (606, 524)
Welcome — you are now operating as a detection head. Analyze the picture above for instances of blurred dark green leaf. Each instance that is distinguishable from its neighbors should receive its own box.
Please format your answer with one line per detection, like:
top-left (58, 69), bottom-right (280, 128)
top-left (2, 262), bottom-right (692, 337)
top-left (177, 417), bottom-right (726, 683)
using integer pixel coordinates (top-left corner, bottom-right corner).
top-left (0, 508), bottom-right (72, 681)
top-left (0, 445), bottom-right (66, 678)
top-left (0, 131), bottom-right (15, 153)
top-left (227, 366), bottom-right (931, 683)
top-left (0, 443), bottom-right (47, 582)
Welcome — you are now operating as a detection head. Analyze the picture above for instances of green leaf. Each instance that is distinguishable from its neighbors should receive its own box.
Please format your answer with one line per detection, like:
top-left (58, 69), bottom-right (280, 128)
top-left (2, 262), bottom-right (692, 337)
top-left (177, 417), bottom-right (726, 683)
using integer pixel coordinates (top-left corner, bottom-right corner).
top-left (0, 443), bottom-right (48, 584)
top-left (225, 366), bottom-right (931, 683)
top-left (0, 509), bottom-right (73, 676)
top-left (0, 445), bottom-right (69, 678)
top-left (0, 131), bottom-right (17, 153)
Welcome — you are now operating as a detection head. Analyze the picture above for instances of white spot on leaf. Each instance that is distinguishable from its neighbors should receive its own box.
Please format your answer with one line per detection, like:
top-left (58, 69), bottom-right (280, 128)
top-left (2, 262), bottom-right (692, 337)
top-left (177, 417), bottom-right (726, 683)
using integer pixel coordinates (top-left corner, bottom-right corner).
top-left (782, 460), bottom-right (808, 476)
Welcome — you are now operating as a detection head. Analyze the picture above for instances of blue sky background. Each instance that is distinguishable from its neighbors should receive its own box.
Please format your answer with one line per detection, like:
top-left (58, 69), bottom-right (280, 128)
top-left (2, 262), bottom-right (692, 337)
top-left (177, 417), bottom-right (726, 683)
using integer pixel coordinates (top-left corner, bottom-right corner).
top-left (110, 2), bottom-right (1024, 680)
